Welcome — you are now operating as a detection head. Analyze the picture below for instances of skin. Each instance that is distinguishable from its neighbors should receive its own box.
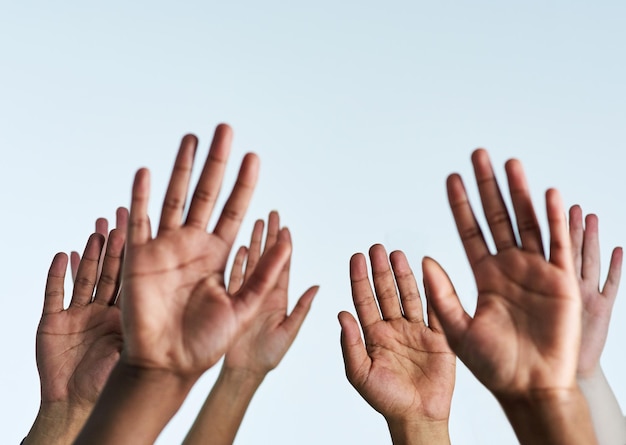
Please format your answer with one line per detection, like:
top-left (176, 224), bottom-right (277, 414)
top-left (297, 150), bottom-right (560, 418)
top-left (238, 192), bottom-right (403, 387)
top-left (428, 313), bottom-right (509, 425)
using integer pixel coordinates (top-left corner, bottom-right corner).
top-left (569, 204), bottom-right (625, 444)
top-left (339, 244), bottom-right (456, 445)
top-left (75, 124), bottom-right (291, 445)
top-left (24, 211), bottom-right (127, 445)
top-left (569, 205), bottom-right (622, 379)
top-left (424, 149), bottom-right (597, 444)
top-left (183, 211), bottom-right (318, 445)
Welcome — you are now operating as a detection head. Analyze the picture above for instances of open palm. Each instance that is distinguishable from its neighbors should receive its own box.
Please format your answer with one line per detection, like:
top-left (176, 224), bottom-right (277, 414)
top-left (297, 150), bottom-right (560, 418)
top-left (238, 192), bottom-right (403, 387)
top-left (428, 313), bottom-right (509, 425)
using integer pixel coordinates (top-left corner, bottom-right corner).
top-left (37, 226), bottom-right (125, 408)
top-left (340, 245), bottom-right (456, 423)
top-left (121, 126), bottom-right (291, 377)
top-left (223, 211), bottom-right (318, 374)
top-left (426, 149), bottom-right (581, 399)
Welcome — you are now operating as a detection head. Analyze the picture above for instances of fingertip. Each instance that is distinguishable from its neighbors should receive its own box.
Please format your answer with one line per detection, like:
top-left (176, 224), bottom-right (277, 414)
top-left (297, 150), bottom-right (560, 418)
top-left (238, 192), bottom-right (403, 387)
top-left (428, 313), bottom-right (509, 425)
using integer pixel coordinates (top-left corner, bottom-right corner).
top-left (349, 252), bottom-right (367, 278)
top-left (116, 207), bottom-right (130, 228)
top-left (215, 123), bottom-right (233, 137)
top-left (305, 285), bottom-right (320, 302)
top-left (389, 250), bottom-right (410, 269)
top-left (612, 246), bottom-right (623, 265)
top-left (584, 213), bottom-right (599, 230)
top-left (107, 228), bottom-right (126, 250)
top-left (279, 226), bottom-right (291, 241)
top-left (268, 210), bottom-right (280, 225)
top-left (471, 147), bottom-right (489, 162)
top-left (337, 310), bottom-right (354, 328)
top-left (95, 218), bottom-right (109, 235)
top-left (52, 251), bottom-right (69, 269)
top-left (368, 243), bottom-right (388, 260)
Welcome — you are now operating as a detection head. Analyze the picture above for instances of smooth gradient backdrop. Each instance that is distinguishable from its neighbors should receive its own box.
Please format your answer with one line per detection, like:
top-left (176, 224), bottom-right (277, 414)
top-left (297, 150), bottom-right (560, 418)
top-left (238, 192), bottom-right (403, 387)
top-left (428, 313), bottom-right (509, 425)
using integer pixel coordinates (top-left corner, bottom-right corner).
top-left (2, 1), bottom-right (626, 443)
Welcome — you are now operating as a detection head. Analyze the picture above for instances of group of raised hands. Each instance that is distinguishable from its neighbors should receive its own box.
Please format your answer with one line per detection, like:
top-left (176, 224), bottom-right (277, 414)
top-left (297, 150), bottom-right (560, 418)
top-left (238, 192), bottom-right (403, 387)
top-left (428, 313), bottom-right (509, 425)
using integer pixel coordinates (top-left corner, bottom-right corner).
top-left (22, 124), bottom-right (624, 444)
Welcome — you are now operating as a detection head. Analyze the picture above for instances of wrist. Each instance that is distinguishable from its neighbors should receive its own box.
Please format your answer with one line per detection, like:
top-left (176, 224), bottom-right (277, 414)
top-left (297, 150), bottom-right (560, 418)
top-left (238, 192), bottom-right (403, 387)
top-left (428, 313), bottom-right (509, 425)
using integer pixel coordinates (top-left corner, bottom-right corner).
top-left (24, 402), bottom-right (92, 445)
top-left (498, 387), bottom-right (597, 445)
top-left (218, 365), bottom-right (266, 390)
top-left (74, 359), bottom-right (198, 445)
top-left (386, 417), bottom-right (450, 445)
top-left (577, 363), bottom-right (601, 381)
top-left (220, 361), bottom-right (269, 384)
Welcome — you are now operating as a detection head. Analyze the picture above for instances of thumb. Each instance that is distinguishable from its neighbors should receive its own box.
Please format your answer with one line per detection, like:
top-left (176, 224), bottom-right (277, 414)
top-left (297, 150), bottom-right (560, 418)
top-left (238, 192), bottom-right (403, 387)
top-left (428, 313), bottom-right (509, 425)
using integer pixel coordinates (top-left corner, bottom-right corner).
top-left (422, 256), bottom-right (470, 352)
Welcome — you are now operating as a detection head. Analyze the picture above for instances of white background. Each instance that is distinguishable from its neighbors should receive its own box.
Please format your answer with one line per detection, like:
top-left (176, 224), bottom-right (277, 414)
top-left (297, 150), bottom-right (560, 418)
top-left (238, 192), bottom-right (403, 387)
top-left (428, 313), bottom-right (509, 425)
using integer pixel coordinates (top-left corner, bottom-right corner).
top-left (2, 1), bottom-right (626, 443)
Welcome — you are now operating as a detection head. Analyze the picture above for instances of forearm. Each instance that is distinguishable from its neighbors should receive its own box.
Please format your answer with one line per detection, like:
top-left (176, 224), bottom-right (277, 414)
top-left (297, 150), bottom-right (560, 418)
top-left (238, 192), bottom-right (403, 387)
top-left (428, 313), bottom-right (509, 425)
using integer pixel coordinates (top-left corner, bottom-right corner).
top-left (499, 387), bottom-right (598, 445)
top-left (183, 366), bottom-right (265, 445)
top-left (386, 418), bottom-right (450, 445)
top-left (74, 360), bottom-right (196, 445)
top-left (578, 366), bottom-right (626, 445)
top-left (23, 402), bottom-right (91, 445)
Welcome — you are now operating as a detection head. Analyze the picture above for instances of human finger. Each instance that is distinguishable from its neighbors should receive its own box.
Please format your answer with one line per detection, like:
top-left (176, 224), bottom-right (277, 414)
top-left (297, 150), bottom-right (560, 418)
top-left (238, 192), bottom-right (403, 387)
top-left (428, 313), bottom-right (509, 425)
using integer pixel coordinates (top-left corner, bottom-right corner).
top-left (602, 247), bottom-right (623, 299)
top-left (389, 250), bottom-right (423, 322)
top-left (280, 286), bottom-right (318, 338)
top-left (546, 189), bottom-right (573, 271)
top-left (212, 152), bottom-right (259, 248)
top-left (94, 228), bottom-right (125, 305)
top-left (471, 149), bottom-right (517, 251)
top-left (505, 159), bottom-right (543, 254)
top-left (158, 135), bottom-right (197, 233)
top-left (127, 168), bottom-right (152, 247)
top-left (264, 211), bottom-right (280, 252)
top-left (581, 214), bottom-right (601, 285)
top-left (185, 124), bottom-right (232, 229)
top-left (70, 251), bottom-right (81, 281)
top-left (338, 311), bottom-right (371, 388)
top-left (43, 253), bottom-right (69, 314)
top-left (244, 219), bottom-right (264, 280)
top-left (369, 244), bottom-right (402, 320)
top-left (350, 252), bottom-right (381, 328)
top-left (447, 174), bottom-right (490, 268)
top-left (422, 256), bottom-right (470, 351)
top-left (234, 240), bottom-right (291, 318)
top-left (116, 207), bottom-right (129, 232)
top-left (70, 233), bottom-right (105, 307)
top-left (569, 205), bottom-right (584, 276)
top-left (227, 246), bottom-right (248, 294)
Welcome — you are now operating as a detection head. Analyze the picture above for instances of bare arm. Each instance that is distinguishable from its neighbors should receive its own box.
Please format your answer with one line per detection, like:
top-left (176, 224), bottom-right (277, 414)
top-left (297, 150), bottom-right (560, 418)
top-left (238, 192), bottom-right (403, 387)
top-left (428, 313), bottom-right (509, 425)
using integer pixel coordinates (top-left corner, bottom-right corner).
top-left (75, 125), bottom-right (290, 444)
top-left (184, 211), bottom-right (318, 445)
top-left (24, 211), bottom-right (127, 444)
top-left (426, 149), bottom-right (596, 444)
top-left (569, 205), bottom-right (626, 444)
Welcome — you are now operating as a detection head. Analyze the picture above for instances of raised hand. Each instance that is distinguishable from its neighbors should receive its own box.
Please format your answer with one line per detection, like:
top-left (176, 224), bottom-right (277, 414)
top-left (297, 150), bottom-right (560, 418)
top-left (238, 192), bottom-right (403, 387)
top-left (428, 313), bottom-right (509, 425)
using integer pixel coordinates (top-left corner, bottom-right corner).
top-left (25, 218), bottom-right (126, 445)
top-left (223, 211), bottom-right (318, 375)
top-left (424, 149), bottom-right (596, 444)
top-left (339, 244), bottom-right (455, 445)
top-left (183, 211), bottom-right (318, 445)
top-left (76, 124), bottom-right (291, 445)
top-left (569, 205), bottom-right (622, 378)
top-left (120, 126), bottom-right (291, 377)
top-left (569, 205), bottom-right (626, 445)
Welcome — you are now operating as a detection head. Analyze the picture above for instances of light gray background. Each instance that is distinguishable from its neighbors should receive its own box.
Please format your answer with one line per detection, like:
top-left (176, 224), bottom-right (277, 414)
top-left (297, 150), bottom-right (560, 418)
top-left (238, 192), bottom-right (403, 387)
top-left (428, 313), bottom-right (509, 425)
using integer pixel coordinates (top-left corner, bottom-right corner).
top-left (2, 1), bottom-right (626, 443)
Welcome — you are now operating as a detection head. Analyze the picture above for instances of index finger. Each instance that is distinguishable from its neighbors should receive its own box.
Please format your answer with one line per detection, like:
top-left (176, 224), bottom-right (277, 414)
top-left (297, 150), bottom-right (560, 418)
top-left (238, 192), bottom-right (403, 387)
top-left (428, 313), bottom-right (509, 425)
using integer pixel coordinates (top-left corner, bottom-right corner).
top-left (350, 252), bottom-right (381, 328)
